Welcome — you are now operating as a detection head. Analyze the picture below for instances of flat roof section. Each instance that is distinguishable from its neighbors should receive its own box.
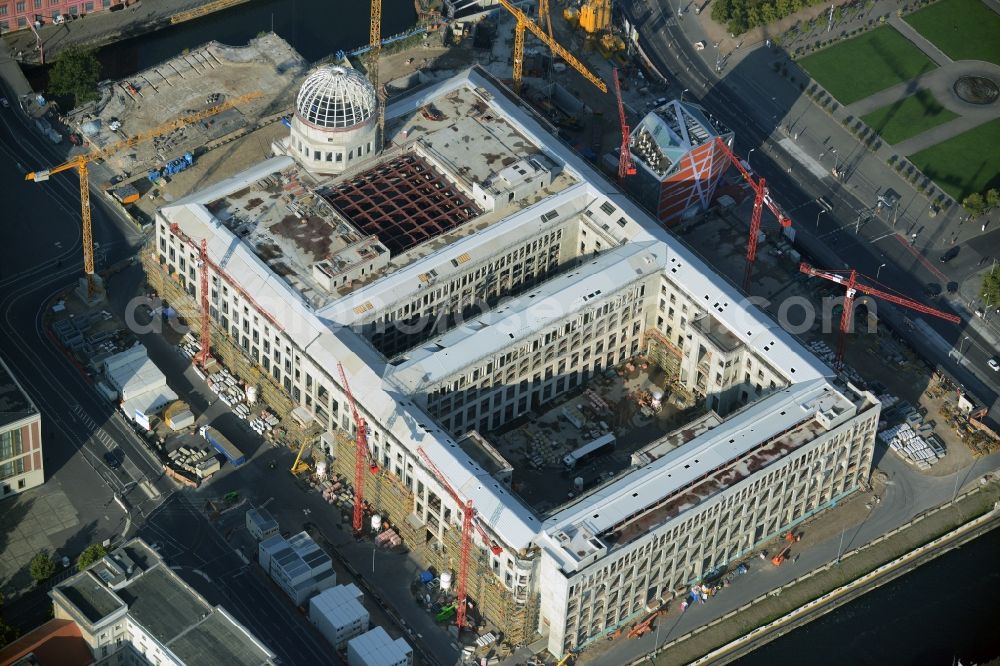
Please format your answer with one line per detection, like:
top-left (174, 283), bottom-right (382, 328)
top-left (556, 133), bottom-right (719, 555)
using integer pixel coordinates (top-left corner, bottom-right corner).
top-left (56, 573), bottom-right (126, 625)
top-left (321, 153), bottom-right (482, 255)
top-left (115, 566), bottom-right (212, 644)
top-left (0, 355), bottom-right (36, 428)
top-left (167, 609), bottom-right (274, 666)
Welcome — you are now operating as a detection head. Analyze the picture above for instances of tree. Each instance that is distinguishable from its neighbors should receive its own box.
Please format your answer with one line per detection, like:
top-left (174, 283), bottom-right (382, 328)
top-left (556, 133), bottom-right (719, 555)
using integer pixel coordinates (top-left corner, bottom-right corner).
top-left (77, 544), bottom-right (107, 572)
top-left (0, 593), bottom-right (18, 647)
top-left (48, 46), bottom-right (102, 107)
top-left (29, 552), bottom-right (56, 583)
top-left (962, 192), bottom-right (987, 217)
top-left (987, 188), bottom-right (999, 210)
top-left (982, 267), bottom-right (1000, 306)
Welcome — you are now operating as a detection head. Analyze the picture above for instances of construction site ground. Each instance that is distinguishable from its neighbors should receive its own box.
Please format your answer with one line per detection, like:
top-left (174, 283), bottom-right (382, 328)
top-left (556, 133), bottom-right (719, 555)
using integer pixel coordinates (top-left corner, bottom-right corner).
top-left (675, 196), bottom-right (976, 476)
top-left (492, 365), bottom-right (697, 515)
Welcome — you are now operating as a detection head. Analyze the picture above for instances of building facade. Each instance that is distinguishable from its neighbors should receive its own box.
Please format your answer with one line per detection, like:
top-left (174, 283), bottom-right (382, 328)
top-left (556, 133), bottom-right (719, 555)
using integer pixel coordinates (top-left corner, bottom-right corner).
top-left (0, 355), bottom-right (43, 498)
top-left (0, 0), bottom-right (122, 36)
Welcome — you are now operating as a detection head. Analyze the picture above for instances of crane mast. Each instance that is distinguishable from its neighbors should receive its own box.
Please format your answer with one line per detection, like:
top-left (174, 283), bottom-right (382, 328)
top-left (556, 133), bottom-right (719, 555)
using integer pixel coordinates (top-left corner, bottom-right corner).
top-left (370, 0), bottom-right (385, 148)
top-left (799, 262), bottom-right (961, 367)
top-left (612, 68), bottom-right (635, 182)
top-left (338, 363), bottom-right (371, 533)
top-left (712, 137), bottom-right (792, 291)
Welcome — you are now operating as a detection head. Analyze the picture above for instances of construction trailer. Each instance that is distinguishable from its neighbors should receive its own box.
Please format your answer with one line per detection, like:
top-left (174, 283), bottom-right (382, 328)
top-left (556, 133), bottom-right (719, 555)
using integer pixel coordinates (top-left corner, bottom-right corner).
top-left (309, 583), bottom-right (370, 649)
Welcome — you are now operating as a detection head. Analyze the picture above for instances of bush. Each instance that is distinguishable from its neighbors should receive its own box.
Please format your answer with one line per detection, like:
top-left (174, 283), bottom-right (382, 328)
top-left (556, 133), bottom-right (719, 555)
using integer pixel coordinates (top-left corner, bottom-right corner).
top-left (77, 544), bottom-right (107, 572)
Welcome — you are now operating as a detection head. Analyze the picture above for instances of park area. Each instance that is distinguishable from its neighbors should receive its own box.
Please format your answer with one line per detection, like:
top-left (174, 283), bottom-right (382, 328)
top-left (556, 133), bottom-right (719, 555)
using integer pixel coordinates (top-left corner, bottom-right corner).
top-left (860, 89), bottom-right (958, 144)
top-left (799, 26), bottom-right (938, 105)
top-left (904, 0), bottom-right (1000, 66)
top-left (908, 117), bottom-right (1000, 200)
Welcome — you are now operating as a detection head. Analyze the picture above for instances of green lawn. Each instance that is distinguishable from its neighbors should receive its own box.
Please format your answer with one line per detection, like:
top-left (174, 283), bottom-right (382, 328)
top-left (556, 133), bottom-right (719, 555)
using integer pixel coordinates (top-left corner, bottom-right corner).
top-left (905, 0), bottom-right (1000, 66)
top-left (861, 89), bottom-right (959, 144)
top-left (908, 117), bottom-right (1000, 200)
top-left (799, 26), bottom-right (938, 105)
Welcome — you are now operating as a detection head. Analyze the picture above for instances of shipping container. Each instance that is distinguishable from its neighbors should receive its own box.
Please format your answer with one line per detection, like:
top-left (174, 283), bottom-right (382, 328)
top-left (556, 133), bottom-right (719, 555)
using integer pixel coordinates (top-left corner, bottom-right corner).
top-left (199, 425), bottom-right (246, 466)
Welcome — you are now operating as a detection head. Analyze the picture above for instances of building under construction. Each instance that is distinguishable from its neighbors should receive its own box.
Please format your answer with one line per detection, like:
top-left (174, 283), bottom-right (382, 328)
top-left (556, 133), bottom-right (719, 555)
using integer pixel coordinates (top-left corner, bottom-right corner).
top-left (627, 100), bottom-right (734, 226)
top-left (145, 64), bottom-right (880, 658)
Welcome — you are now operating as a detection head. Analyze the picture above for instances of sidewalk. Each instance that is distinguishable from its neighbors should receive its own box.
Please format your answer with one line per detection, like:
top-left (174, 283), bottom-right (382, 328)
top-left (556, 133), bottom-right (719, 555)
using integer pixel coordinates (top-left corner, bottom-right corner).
top-left (0, 0), bottom-right (235, 64)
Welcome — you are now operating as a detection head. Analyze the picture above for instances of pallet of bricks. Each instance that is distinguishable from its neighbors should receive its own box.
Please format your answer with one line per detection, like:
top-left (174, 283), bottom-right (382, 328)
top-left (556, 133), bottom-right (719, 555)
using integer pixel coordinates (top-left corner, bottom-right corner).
top-left (879, 423), bottom-right (943, 470)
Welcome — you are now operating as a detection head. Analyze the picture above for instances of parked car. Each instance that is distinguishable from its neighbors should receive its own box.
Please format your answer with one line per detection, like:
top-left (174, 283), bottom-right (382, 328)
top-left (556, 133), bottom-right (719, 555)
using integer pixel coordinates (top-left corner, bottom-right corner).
top-left (988, 357), bottom-right (1000, 372)
top-left (103, 449), bottom-right (123, 469)
top-left (694, 41), bottom-right (706, 50)
top-left (939, 246), bottom-right (960, 263)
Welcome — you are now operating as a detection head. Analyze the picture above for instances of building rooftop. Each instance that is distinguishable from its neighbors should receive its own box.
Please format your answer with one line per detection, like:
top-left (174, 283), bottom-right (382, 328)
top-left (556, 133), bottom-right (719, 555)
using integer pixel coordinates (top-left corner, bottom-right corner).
top-left (55, 573), bottom-right (127, 626)
top-left (630, 100), bottom-right (731, 179)
top-left (348, 626), bottom-right (411, 664)
top-left (0, 618), bottom-right (94, 666)
top-left (116, 566), bottom-right (211, 644)
top-left (51, 539), bottom-right (275, 666)
top-left (0, 354), bottom-right (37, 429)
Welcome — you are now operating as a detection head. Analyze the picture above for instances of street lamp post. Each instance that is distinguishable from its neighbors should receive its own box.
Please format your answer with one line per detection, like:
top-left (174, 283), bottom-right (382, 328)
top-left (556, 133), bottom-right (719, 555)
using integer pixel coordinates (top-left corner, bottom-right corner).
top-left (746, 148), bottom-right (755, 170)
top-left (816, 209), bottom-right (826, 229)
top-left (680, 88), bottom-right (689, 103)
top-left (876, 263), bottom-right (886, 280)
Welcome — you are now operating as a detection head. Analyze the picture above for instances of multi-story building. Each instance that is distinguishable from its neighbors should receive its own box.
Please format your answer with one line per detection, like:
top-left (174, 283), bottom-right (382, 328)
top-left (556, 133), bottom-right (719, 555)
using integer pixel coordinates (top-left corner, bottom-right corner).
top-left (0, 0), bottom-right (123, 36)
top-left (628, 100), bottom-right (734, 226)
top-left (50, 538), bottom-right (276, 665)
top-left (146, 65), bottom-right (880, 657)
top-left (0, 354), bottom-right (43, 498)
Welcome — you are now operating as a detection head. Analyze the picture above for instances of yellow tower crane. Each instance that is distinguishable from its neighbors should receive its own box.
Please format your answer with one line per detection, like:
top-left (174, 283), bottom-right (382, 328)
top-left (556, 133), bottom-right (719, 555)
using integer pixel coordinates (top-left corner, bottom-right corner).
top-left (25, 91), bottom-right (264, 299)
top-left (497, 0), bottom-right (607, 95)
top-left (370, 0), bottom-right (385, 148)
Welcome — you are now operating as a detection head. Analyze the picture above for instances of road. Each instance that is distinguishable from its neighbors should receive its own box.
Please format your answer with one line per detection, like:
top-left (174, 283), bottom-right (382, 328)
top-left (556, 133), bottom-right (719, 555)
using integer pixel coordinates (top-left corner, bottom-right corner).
top-left (620, 0), bottom-right (1000, 420)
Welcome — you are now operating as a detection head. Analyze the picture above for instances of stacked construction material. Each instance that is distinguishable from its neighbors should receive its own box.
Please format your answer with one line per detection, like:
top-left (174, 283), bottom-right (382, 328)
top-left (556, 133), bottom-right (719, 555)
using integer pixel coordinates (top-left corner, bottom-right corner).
top-left (879, 423), bottom-right (943, 469)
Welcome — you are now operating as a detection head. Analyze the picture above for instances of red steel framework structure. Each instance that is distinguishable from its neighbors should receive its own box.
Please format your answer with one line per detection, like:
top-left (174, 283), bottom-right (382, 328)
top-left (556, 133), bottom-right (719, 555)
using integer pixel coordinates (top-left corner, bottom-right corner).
top-left (712, 137), bottom-right (792, 291)
top-left (195, 239), bottom-right (211, 368)
top-left (612, 68), bottom-right (636, 182)
top-left (799, 263), bottom-right (961, 368)
top-left (415, 446), bottom-right (502, 633)
top-left (338, 362), bottom-right (374, 533)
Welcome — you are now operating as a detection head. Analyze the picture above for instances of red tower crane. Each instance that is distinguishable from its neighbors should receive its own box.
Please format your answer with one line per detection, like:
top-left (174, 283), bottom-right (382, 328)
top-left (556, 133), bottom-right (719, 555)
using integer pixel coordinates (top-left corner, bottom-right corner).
top-left (612, 67), bottom-right (636, 182)
top-left (799, 263), bottom-right (961, 368)
top-left (195, 239), bottom-right (211, 368)
top-left (339, 362), bottom-right (374, 533)
top-left (416, 446), bottom-right (502, 633)
top-left (712, 138), bottom-right (792, 291)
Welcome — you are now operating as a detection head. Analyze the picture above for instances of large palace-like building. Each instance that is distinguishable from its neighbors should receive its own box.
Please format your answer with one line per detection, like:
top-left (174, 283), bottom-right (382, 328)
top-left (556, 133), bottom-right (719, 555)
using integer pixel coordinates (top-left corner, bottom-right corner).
top-left (147, 64), bottom-right (879, 657)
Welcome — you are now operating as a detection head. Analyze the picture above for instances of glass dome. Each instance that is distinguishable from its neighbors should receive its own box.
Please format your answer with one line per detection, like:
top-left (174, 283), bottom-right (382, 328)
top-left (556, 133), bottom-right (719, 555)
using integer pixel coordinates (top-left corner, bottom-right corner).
top-left (295, 65), bottom-right (376, 129)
